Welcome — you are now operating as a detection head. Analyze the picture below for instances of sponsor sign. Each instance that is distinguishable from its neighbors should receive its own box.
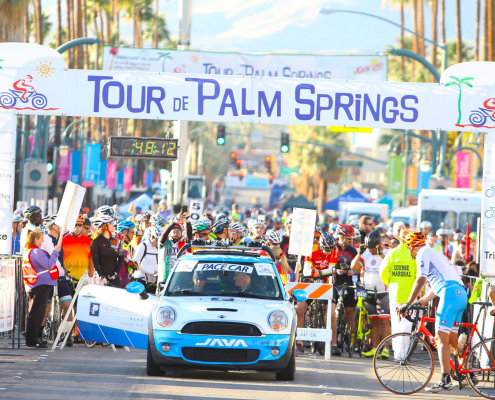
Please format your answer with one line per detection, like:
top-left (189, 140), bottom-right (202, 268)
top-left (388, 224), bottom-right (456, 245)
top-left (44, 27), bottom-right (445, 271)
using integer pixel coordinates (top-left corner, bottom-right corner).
top-left (70, 150), bottom-right (82, 184)
top-left (481, 133), bottom-right (495, 276)
top-left (58, 145), bottom-right (71, 182)
top-left (55, 181), bottom-right (86, 232)
top-left (102, 47), bottom-right (388, 81)
top-left (98, 160), bottom-right (107, 188)
top-left (0, 259), bottom-right (15, 333)
top-left (189, 199), bottom-right (204, 221)
top-left (456, 151), bottom-right (472, 188)
top-left (175, 260), bottom-right (198, 272)
top-left (106, 161), bottom-right (118, 189)
top-left (0, 114), bottom-right (16, 255)
top-left (123, 167), bottom-right (133, 193)
top-left (255, 263), bottom-right (276, 277)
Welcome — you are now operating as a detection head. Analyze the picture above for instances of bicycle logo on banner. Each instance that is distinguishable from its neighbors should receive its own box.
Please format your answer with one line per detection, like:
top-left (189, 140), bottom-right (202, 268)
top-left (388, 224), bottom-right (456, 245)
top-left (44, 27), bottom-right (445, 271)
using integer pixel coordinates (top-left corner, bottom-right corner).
top-left (0, 75), bottom-right (59, 111)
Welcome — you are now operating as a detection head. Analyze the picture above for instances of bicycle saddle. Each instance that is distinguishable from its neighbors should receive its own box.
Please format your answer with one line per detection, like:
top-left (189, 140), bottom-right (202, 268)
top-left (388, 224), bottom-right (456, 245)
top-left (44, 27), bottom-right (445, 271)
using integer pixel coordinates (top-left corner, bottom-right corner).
top-left (472, 301), bottom-right (492, 307)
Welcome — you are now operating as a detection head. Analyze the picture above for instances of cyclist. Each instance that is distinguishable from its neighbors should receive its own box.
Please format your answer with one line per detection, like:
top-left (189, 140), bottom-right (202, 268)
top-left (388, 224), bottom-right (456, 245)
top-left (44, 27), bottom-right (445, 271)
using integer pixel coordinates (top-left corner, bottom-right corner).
top-left (312, 226), bottom-right (322, 251)
top-left (332, 224), bottom-right (359, 355)
top-left (351, 230), bottom-right (390, 358)
top-left (12, 214), bottom-right (23, 255)
top-left (420, 220), bottom-right (432, 236)
top-left (229, 222), bottom-right (243, 245)
top-left (295, 232), bottom-right (339, 355)
top-left (251, 219), bottom-right (266, 241)
top-left (264, 230), bottom-right (293, 283)
top-left (400, 231), bottom-right (467, 393)
top-left (134, 226), bottom-right (162, 293)
top-left (191, 220), bottom-right (211, 242)
top-left (210, 216), bottom-right (231, 246)
top-left (62, 215), bottom-right (94, 282)
top-left (140, 212), bottom-right (152, 231)
top-left (117, 220), bottom-right (137, 285)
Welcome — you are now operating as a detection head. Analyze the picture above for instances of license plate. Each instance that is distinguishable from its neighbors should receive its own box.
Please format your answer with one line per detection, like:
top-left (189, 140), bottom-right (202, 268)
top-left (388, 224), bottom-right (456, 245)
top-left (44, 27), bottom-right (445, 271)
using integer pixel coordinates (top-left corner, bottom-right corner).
top-left (336, 288), bottom-right (344, 297)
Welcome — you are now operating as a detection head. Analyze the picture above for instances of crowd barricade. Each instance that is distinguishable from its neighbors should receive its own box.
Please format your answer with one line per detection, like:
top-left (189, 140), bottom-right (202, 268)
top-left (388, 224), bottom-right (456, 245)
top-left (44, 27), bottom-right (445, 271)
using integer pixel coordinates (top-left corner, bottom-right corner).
top-left (285, 282), bottom-right (334, 361)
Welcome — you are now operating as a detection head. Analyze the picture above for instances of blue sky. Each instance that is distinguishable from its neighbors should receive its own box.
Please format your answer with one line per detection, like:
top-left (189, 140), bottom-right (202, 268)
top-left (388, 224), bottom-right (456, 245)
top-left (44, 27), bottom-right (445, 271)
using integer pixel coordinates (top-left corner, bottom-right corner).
top-left (43, 0), bottom-right (477, 54)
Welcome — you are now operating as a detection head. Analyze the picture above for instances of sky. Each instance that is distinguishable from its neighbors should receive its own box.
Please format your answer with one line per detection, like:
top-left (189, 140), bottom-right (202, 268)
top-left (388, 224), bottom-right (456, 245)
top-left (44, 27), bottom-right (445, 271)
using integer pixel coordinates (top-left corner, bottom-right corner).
top-left (43, 0), bottom-right (478, 54)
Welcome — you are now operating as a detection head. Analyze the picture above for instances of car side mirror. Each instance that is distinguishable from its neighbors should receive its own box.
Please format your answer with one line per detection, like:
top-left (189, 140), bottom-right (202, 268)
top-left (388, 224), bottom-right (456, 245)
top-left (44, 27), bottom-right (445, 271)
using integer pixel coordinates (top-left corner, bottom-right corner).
top-left (126, 281), bottom-right (148, 299)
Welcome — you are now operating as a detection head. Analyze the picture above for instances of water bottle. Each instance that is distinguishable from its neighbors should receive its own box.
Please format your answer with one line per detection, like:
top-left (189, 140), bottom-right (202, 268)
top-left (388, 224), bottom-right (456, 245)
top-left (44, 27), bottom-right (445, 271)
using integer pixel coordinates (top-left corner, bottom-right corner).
top-left (457, 333), bottom-right (467, 356)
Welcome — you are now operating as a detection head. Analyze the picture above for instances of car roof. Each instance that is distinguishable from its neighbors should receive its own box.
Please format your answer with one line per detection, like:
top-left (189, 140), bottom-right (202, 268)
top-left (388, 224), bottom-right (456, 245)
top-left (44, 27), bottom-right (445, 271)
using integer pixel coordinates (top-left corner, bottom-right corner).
top-left (179, 252), bottom-right (273, 264)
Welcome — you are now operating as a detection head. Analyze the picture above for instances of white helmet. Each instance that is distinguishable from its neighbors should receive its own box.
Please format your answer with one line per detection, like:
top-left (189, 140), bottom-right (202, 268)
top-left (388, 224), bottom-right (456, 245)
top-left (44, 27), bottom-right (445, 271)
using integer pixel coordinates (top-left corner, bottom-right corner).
top-left (252, 218), bottom-right (266, 228)
top-left (349, 219), bottom-right (360, 230)
top-left (264, 229), bottom-right (283, 245)
top-left (146, 226), bottom-right (163, 240)
top-left (420, 221), bottom-right (432, 229)
top-left (199, 217), bottom-right (212, 227)
top-left (150, 214), bottom-right (166, 228)
top-left (96, 205), bottom-right (115, 218)
top-left (43, 214), bottom-right (58, 227)
top-left (90, 215), bottom-right (114, 228)
top-left (353, 227), bottom-right (361, 239)
top-left (436, 228), bottom-right (448, 236)
top-left (284, 215), bottom-right (292, 227)
top-left (12, 214), bottom-right (24, 223)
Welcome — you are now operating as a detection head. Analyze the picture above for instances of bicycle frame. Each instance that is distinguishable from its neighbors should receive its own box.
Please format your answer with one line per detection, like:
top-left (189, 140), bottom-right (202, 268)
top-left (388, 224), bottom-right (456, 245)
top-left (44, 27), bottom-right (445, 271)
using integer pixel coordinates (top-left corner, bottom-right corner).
top-left (413, 312), bottom-right (495, 375)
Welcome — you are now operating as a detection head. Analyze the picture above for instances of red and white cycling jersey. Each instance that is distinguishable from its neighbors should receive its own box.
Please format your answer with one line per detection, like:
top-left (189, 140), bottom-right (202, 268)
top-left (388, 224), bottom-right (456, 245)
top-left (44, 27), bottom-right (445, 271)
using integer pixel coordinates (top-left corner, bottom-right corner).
top-left (303, 246), bottom-right (340, 282)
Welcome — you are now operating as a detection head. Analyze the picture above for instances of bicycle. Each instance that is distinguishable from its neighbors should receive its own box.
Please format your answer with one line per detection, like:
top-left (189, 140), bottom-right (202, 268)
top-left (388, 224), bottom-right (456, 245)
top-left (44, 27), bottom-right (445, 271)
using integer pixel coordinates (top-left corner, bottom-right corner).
top-left (334, 283), bottom-right (352, 356)
top-left (373, 302), bottom-right (495, 398)
top-left (43, 276), bottom-right (74, 345)
top-left (349, 284), bottom-right (371, 358)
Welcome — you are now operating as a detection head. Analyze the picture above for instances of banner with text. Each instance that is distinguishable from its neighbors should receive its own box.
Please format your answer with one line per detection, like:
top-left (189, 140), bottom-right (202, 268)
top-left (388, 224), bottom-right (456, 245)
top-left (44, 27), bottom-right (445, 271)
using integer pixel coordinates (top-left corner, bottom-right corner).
top-left (481, 133), bottom-right (495, 276)
top-left (102, 47), bottom-right (388, 81)
top-left (0, 259), bottom-right (15, 333)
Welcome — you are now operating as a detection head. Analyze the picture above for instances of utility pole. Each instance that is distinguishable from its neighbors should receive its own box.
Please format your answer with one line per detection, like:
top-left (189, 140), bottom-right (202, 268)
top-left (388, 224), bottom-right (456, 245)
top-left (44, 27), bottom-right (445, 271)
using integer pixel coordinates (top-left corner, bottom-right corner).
top-left (170, 0), bottom-right (192, 211)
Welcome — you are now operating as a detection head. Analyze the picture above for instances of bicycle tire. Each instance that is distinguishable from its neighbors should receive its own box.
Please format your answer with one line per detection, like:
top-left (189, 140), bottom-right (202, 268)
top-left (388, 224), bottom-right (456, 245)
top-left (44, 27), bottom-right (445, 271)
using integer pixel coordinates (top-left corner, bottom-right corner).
top-left (349, 307), bottom-right (361, 358)
top-left (52, 298), bottom-right (61, 342)
top-left (336, 303), bottom-right (346, 351)
top-left (465, 336), bottom-right (495, 399)
top-left (317, 301), bottom-right (326, 355)
top-left (84, 341), bottom-right (97, 348)
top-left (373, 333), bottom-right (434, 395)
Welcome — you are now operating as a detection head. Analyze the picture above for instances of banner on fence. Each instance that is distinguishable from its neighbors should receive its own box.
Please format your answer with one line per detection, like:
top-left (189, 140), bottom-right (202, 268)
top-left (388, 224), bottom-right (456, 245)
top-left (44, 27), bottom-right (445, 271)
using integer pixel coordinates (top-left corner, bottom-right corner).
top-left (481, 133), bottom-right (495, 276)
top-left (0, 259), bottom-right (15, 333)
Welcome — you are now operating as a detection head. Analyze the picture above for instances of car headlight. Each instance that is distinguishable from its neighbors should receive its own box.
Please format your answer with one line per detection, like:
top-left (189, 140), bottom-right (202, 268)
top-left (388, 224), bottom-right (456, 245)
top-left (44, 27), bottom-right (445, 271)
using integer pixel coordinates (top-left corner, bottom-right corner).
top-left (268, 310), bottom-right (288, 331)
top-left (156, 307), bottom-right (176, 327)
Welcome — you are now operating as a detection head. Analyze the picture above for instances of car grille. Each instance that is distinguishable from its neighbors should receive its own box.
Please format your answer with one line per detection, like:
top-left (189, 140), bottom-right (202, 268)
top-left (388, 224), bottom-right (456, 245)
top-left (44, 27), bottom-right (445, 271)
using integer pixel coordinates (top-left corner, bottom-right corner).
top-left (181, 322), bottom-right (262, 336)
top-left (182, 347), bottom-right (259, 363)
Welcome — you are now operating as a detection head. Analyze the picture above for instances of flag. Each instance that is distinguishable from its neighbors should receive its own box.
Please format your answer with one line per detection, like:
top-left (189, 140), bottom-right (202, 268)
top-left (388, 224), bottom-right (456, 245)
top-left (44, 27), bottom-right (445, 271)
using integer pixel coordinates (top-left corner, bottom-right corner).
top-left (128, 201), bottom-right (135, 224)
top-left (465, 223), bottom-right (470, 263)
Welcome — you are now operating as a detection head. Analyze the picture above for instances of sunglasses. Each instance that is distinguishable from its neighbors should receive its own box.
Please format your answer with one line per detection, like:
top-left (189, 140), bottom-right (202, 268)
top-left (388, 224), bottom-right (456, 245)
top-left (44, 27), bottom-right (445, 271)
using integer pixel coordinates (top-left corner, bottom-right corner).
top-left (83, 225), bottom-right (91, 230)
top-left (198, 233), bottom-right (209, 237)
top-left (33, 213), bottom-right (42, 218)
top-left (172, 226), bottom-right (182, 231)
top-left (129, 230), bottom-right (135, 234)
top-left (382, 243), bottom-right (390, 248)
top-left (75, 223), bottom-right (83, 227)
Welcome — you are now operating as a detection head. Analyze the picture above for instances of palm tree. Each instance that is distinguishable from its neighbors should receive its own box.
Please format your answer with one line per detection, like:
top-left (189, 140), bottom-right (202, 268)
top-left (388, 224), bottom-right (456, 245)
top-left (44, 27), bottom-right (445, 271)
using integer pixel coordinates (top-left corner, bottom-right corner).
top-left (475, 0), bottom-right (480, 60)
top-left (75, 0), bottom-right (84, 69)
top-left (430, 0), bottom-right (438, 69)
top-left (455, 0), bottom-right (462, 63)
top-left (445, 76), bottom-right (474, 124)
top-left (482, 0), bottom-right (489, 60)
top-left (56, 0), bottom-right (62, 47)
top-left (144, 14), bottom-right (170, 48)
top-left (439, 0), bottom-right (446, 44)
top-left (157, 52), bottom-right (173, 72)
top-left (0, 0), bottom-right (28, 41)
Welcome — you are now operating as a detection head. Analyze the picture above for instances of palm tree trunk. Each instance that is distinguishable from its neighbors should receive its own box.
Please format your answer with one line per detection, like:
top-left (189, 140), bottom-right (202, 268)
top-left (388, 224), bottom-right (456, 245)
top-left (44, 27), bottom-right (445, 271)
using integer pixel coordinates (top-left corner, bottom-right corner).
top-left (455, 0), bottom-right (462, 64)
top-left (105, 10), bottom-right (111, 44)
top-left (400, 0), bottom-right (404, 77)
top-left (67, 0), bottom-right (74, 68)
top-left (23, 8), bottom-right (29, 42)
top-left (490, 0), bottom-right (495, 61)
top-left (56, 0), bottom-right (62, 47)
top-left (114, 0), bottom-right (119, 43)
top-left (132, 3), bottom-right (136, 47)
top-left (82, 0), bottom-right (89, 68)
top-left (93, 10), bottom-right (99, 69)
top-left (440, 0), bottom-right (446, 44)
top-left (0, 1), bottom-right (27, 42)
top-left (483, 0), bottom-right (488, 60)
top-left (430, 0), bottom-right (438, 69)
top-left (32, 1), bottom-right (39, 43)
top-left (75, 0), bottom-right (83, 69)
top-left (411, 0), bottom-right (418, 77)
top-left (418, 0), bottom-right (425, 57)
top-left (475, 0), bottom-right (481, 60)
top-left (36, 0), bottom-right (43, 44)
top-left (154, 0), bottom-right (159, 48)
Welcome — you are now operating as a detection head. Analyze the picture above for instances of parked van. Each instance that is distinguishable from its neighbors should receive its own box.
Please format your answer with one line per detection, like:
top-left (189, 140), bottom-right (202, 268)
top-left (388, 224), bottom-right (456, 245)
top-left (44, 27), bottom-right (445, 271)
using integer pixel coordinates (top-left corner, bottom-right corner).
top-left (338, 202), bottom-right (389, 224)
top-left (391, 206), bottom-right (418, 229)
top-left (417, 189), bottom-right (481, 233)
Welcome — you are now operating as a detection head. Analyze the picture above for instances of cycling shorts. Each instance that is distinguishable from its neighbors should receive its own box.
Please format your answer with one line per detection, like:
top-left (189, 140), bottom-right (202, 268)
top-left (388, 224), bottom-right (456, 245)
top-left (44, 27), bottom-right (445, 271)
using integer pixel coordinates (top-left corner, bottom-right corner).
top-left (364, 292), bottom-right (390, 317)
top-left (332, 286), bottom-right (356, 308)
top-left (436, 285), bottom-right (467, 333)
top-left (47, 281), bottom-right (73, 305)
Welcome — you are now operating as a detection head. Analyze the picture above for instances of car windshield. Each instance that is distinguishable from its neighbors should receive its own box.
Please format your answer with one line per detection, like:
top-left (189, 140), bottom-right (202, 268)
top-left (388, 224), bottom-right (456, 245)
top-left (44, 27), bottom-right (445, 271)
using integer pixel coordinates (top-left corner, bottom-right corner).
top-left (165, 260), bottom-right (283, 300)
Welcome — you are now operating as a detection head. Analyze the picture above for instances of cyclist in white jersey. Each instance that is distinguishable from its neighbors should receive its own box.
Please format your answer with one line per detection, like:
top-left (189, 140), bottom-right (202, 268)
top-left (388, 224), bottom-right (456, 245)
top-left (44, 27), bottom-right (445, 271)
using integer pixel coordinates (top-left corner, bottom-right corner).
top-left (399, 231), bottom-right (467, 393)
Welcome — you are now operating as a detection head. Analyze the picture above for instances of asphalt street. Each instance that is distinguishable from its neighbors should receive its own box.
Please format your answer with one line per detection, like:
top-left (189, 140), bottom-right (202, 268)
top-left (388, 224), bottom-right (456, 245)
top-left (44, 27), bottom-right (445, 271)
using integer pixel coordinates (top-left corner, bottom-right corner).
top-left (0, 342), bottom-right (476, 400)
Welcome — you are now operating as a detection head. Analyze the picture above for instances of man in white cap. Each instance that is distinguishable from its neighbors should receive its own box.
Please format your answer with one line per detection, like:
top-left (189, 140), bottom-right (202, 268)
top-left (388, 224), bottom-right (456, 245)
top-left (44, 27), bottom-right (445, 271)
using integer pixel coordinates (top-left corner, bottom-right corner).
top-left (157, 199), bottom-right (171, 220)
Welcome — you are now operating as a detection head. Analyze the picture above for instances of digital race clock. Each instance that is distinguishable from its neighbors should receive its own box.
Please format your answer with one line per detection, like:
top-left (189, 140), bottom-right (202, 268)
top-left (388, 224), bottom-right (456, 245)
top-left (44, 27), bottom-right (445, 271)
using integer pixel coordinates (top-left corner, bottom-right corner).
top-left (107, 136), bottom-right (179, 160)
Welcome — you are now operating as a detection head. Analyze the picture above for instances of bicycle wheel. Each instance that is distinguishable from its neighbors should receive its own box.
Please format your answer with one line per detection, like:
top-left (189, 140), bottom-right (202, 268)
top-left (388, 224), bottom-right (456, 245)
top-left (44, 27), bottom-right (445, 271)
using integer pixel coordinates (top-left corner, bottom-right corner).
top-left (316, 302), bottom-right (326, 355)
top-left (51, 298), bottom-right (60, 342)
top-left (349, 307), bottom-right (361, 358)
top-left (336, 303), bottom-right (346, 351)
top-left (465, 337), bottom-right (495, 399)
top-left (84, 340), bottom-right (97, 348)
top-left (373, 333), bottom-right (434, 395)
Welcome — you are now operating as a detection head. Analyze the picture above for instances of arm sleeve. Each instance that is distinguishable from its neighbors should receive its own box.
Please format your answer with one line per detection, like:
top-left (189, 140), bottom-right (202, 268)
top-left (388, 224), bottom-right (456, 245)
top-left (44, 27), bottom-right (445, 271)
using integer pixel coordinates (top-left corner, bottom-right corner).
top-left (114, 253), bottom-right (124, 275)
top-left (186, 221), bottom-right (193, 241)
top-left (303, 260), bottom-right (314, 277)
top-left (90, 241), bottom-right (102, 276)
top-left (160, 222), bottom-right (176, 246)
top-left (31, 248), bottom-right (59, 271)
top-left (418, 249), bottom-right (429, 278)
top-left (379, 252), bottom-right (391, 286)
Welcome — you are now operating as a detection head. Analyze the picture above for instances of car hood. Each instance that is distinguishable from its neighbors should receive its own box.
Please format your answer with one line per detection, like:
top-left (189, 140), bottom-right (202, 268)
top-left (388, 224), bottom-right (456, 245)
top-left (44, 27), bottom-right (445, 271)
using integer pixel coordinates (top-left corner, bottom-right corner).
top-left (152, 296), bottom-right (294, 335)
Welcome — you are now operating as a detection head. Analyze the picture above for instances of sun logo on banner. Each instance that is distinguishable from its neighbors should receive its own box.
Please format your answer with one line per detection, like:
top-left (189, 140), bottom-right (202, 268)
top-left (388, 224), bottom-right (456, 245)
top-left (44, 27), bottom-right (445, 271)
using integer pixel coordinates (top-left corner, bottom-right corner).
top-left (36, 60), bottom-right (54, 78)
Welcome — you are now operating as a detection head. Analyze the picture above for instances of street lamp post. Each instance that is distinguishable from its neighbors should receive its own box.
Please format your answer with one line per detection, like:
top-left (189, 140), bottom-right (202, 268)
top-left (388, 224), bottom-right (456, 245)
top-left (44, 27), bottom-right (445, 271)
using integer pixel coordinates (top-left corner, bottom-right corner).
top-left (319, 8), bottom-right (448, 72)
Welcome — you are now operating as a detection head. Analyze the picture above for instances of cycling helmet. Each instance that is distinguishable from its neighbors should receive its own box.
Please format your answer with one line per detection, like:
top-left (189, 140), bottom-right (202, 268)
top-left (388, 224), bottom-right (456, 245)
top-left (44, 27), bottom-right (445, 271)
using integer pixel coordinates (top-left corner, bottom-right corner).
top-left (365, 229), bottom-right (382, 248)
top-left (23, 205), bottom-right (42, 219)
top-left (319, 231), bottom-right (336, 252)
top-left (141, 212), bottom-right (152, 221)
top-left (272, 217), bottom-right (282, 223)
top-left (90, 215), bottom-right (114, 228)
top-left (284, 216), bottom-right (292, 227)
top-left (135, 214), bottom-right (143, 223)
top-left (199, 217), bottom-right (212, 227)
top-left (202, 212), bottom-right (214, 222)
top-left (215, 213), bottom-right (228, 221)
top-left (117, 220), bottom-right (136, 232)
top-left (159, 199), bottom-right (167, 206)
top-left (353, 228), bottom-right (361, 239)
top-left (192, 221), bottom-right (210, 234)
top-left (12, 215), bottom-right (24, 223)
top-left (420, 221), bottom-right (432, 229)
top-left (211, 217), bottom-right (229, 234)
top-left (241, 226), bottom-right (248, 237)
top-left (375, 222), bottom-right (389, 233)
top-left (314, 226), bottom-right (322, 235)
top-left (150, 214), bottom-right (165, 227)
top-left (148, 226), bottom-right (163, 240)
top-left (349, 219), bottom-right (360, 230)
top-left (404, 231), bottom-right (426, 247)
top-left (229, 222), bottom-right (243, 233)
top-left (43, 214), bottom-right (58, 227)
top-left (436, 228), bottom-right (448, 236)
top-left (264, 229), bottom-right (283, 245)
top-left (336, 224), bottom-right (354, 237)
top-left (252, 218), bottom-right (266, 228)
top-left (95, 205), bottom-right (115, 218)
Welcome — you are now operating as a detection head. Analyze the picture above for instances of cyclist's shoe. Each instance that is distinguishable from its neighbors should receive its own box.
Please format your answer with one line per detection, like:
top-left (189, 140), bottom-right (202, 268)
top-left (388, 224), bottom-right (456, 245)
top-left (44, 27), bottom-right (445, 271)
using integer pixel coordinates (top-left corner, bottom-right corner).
top-left (331, 346), bottom-right (341, 356)
top-left (425, 381), bottom-right (453, 393)
top-left (38, 338), bottom-right (47, 345)
top-left (362, 347), bottom-right (376, 358)
top-left (296, 342), bottom-right (305, 355)
top-left (26, 341), bottom-right (47, 349)
top-left (379, 347), bottom-right (390, 359)
top-left (65, 336), bottom-right (73, 347)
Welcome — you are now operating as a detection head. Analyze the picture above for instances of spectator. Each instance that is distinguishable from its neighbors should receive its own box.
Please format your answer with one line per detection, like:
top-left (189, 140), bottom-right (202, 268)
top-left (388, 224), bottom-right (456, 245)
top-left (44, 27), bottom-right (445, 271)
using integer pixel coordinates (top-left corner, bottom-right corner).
top-left (467, 261), bottom-right (479, 276)
top-left (157, 199), bottom-right (171, 220)
top-left (392, 221), bottom-right (405, 239)
top-left (390, 238), bottom-right (400, 249)
top-left (426, 232), bottom-right (442, 252)
top-left (11, 214), bottom-right (23, 255)
top-left (62, 215), bottom-right (94, 282)
top-left (81, 217), bottom-right (93, 238)
top-left (381, 234), bottom-right (392, 255)
top-left (451, 240), bottom-right (469, 265)
top-left (23, 227), bottom-right (60, 348)
top-left (359, 215), bottom-right (373, 244)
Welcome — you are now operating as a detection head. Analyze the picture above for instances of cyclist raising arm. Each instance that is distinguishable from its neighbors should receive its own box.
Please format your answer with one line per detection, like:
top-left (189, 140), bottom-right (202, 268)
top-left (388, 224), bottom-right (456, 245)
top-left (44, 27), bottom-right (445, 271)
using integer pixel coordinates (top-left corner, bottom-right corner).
top-left (400, 231), bottom-right (467, 393)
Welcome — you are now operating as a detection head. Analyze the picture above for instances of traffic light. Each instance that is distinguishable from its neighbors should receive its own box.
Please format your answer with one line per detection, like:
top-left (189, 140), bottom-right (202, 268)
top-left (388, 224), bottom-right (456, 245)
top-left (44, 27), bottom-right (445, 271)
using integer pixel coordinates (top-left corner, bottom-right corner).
top-left (268, 174), bottom-right (274, 185)
top-left (217, 125), bottom-right (226, 145)
top-left (46, 145), bottom-right (54, 174)
top-left (236, 159), bottom-right (242, 170)
top-left (265, 156), bottom-right (272, 173)
top-left (280, 132), bottom-right (290, 153)
top-left (230, 152), bottom-right (237, 165)
top-left (239, 171), bottom-right (244, 181)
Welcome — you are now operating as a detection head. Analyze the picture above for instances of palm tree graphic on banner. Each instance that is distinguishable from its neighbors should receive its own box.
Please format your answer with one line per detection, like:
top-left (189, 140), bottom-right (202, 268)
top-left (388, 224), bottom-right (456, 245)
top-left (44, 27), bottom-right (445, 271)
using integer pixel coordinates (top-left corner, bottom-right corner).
top-left (158, 52), bottom-right (173, 72)
top-left (445, 76), bottom-right (474, 125)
